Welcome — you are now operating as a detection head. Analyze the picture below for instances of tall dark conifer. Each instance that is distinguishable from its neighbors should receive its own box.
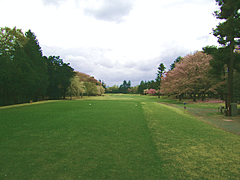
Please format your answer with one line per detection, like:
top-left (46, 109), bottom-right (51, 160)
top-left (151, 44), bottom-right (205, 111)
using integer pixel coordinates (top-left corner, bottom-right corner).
top-left (156, 63), bottom-right (166, 97)
top-left (213, 0), bottom-right (240, 115)
top-left (24, 30), bottom-right (48, 101)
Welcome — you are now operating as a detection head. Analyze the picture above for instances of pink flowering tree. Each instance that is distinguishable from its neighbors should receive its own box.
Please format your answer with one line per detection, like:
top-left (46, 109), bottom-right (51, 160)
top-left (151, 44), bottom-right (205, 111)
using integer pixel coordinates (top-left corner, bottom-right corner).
top-left (147, 89), bottom-right (156, 95)
top-left (161, 51), bottom-right (215, 101)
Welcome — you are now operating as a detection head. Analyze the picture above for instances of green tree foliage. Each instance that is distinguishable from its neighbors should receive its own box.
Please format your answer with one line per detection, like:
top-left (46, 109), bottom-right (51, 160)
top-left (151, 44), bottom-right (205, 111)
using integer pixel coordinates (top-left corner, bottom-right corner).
top-left (24, 30), bottom-right (49, 101)
top-left (169, 56), bottom-right (182, 71)
top-left (84, 82), bottom-right (98, 96)
top-left (155, 63), bottom-right (166, 97)
top-left (46, 56), bottom-right (74, 99)
top-left (212, 0), bottom-right (240, 115)
top-left (202, 45), bottom-right (228, 97)
top-left (138, 81), bottom-right (147, 94)
top-left (233, 71), bottom-right (240, 101)
top-left (156, 63), bottom-right (166, 82)
top-left (0, 27), bottom-right (50, 104)
top-left (96, 85), bottom-right (105, 96)
top-left (137, 80), bottom-right (156, 94)
top-left (129, 86), bottom-right (138, 94)
top-left (0, 27), bottom-right (27, 105)
top-left (99, 80), bottom-right (106, 89)
top-left (67, 76), bottom-right (86, 99)
top-left (105, 85), bottom-right (120, 93)
top-left (119, 80), bottom-right (131, 93)
top-left (0, 26), bottom-right (75, 105)
top-left (73, 71), bottom-right (104, 96)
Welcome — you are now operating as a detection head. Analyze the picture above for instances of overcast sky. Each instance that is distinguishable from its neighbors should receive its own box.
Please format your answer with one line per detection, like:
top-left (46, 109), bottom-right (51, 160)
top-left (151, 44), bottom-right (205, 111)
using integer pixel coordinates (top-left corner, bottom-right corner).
top-left (1, 0), bottom-right (220, 86)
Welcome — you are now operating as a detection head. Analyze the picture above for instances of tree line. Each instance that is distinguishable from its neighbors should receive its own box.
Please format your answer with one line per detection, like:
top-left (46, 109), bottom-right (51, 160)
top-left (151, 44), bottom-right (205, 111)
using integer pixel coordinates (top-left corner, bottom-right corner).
top-left (0, 27), bottom-right (105, 106)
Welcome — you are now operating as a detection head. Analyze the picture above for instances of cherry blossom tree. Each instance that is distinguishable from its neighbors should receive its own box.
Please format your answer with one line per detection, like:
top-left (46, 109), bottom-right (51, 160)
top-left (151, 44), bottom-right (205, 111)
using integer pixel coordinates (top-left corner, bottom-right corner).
top-left (161, 51), bottom-right (214, 101)
top-left (147, 89), bottom-right (156, 95)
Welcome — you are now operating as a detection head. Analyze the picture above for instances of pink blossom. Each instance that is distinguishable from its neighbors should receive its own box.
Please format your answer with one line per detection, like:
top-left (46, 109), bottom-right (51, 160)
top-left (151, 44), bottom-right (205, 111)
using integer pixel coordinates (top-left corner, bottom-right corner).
top-left (147, 89), bottom-right (156, 95)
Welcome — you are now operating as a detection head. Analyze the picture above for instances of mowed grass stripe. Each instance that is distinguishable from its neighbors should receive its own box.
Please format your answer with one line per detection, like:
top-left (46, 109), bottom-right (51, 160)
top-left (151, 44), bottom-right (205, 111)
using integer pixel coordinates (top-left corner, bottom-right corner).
top-left (142, 101), bottom-right (240, 179)
top-left (0, 100), bottom-right (162, 179)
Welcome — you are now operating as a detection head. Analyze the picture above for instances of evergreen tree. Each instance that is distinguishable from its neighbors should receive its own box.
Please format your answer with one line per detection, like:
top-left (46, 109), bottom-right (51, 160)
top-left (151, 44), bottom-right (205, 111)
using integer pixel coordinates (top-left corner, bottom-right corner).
top-left (119, 80), bottom-right (130, 93)
top-left (46, 56), bottom-right (74, 99)
top-left (24, 30), bottom-right (49, 101)
top-left (138, 81), bottom-right (148, 94)
top-left (212, 0), bottom-right (240, 115)
top-left (156, 63), bottom-right (166, 97)
top-left (169, 56), bottom-right (182, 71)
top-left (156, 63), bottom-right (166, 83)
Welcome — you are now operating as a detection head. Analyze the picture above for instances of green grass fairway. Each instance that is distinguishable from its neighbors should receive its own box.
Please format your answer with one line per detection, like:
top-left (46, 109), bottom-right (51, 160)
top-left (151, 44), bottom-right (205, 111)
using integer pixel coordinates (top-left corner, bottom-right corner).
top-left (1, 95), bottom-right (240, 179)
top-left (0, 99), bottom-right (161, 179)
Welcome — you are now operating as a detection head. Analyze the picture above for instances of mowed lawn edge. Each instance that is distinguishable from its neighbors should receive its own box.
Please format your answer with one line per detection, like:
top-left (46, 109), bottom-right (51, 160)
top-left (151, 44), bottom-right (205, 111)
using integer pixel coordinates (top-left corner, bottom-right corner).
top-left (142, 101), bottom-right (240, 179)
top-left (0, 99), bottom-right (163, 179)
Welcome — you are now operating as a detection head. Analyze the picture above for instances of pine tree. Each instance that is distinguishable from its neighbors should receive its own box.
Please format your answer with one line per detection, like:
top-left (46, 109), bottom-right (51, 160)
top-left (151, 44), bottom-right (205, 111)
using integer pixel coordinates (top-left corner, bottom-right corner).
top-left (24, 30), bottom-right (49, 101)
top-left (213, 0), bottom-right (240, 115)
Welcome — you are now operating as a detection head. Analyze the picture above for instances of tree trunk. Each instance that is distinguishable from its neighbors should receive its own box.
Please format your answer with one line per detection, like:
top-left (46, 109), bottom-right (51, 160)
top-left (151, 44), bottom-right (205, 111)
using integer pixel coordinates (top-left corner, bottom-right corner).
top-left (225, 94), bottom-right (228, 116)
top-left (197, 93), bottom-right (200, 100)
top-left (227, 38), bottom-right (234, 116)
top-left (193, 92), bottom-right (197, 102)
top-left (201, 93), bottom-right (205, 101)
top-left (179, 94), bottom-right (182, 101)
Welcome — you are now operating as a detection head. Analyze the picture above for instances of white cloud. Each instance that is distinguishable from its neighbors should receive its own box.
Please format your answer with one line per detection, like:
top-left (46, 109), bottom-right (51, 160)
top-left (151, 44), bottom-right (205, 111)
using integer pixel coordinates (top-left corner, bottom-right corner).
top-left (1, 0), bottom-right (221, 86)
top-left (41, 0), bottom-right (66, 6)
top-left (83, 0), bottom-right (134, 23)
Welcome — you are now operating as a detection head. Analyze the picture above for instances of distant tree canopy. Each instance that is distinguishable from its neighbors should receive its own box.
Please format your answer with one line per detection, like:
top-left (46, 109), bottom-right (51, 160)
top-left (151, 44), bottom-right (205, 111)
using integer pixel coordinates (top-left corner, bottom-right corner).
top-left (119, 80), bottom-right (131, 93)
top-left (70, 71), bottom-right (105, 97)
top-left (137, 80), bottom-right (158, 94)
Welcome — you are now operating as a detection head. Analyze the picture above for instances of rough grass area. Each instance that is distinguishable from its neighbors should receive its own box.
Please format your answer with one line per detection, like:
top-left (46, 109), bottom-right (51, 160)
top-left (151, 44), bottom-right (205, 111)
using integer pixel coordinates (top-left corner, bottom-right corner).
top-left (156, 96), bottom-right (226, 109)
top-left (1, 95), bottom-right (240, 179)
top-left (142, 101), bottom-right (240, 179)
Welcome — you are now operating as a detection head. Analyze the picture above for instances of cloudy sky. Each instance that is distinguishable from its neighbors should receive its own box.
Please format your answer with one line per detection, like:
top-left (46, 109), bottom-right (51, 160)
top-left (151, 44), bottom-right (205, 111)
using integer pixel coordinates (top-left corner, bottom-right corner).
top-left (1, 0), bottom-right (220, 86)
